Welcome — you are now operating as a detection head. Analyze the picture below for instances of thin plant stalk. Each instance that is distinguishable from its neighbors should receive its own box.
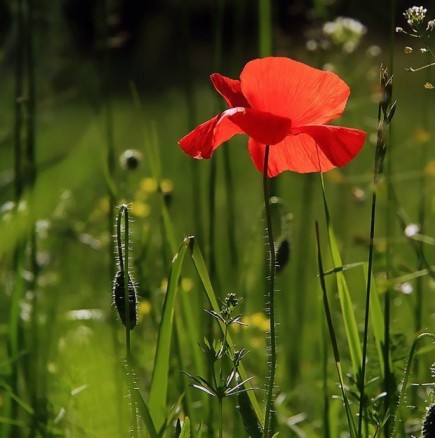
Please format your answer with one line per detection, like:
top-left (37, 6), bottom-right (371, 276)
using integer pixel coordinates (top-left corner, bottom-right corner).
top-left (206, 2), bottom-right (225, 434)
top-left (415, 37), bottom-right (432, 335)
top-left (383, 2), bottom-right (396, 433)
top-left (218, 397), bottom-right (223, 438)
top-left (321, 295), bottom-right (330, 438)
top-left (358, 65), bottom-right (395, 437)
top-left (23, 0), bottom-right (40, 434)
top-left (180, 2), bottom-right (205, 245)
top-left (7, 0), bottom-right (26, 436)
top-left (258, 0), bottom-right (272, 57)
top-left (223, 149), bottom-right (238, 272)
top-left (99, 0), bottom-right (116, 271)
top-left (262, 145), bottom-right (277, 438)
top-left (357, 162), bottom-right (378, 437)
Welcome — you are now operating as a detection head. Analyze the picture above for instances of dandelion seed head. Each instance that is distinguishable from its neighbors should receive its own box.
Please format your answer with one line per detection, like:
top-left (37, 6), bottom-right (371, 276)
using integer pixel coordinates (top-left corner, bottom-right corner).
top-left (404, 223), bottom-right (420, 237)
top-left (395, 282), bottom-right (413, 295)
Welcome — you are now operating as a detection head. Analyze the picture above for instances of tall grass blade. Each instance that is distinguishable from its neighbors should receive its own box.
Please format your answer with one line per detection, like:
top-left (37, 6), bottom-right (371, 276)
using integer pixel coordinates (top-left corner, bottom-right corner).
top-left (320, 175), bottom-right (362, 376)
top-left (363, 264), bottom-right (388, 380)
top-left (148, 238), bottom-right (190, 430)
top-left (315, 223), bottom-right (357, 438)
top-left (130, 384), bottom-right (159, 438)
top-left (180, 417), bottom-right (191, 438)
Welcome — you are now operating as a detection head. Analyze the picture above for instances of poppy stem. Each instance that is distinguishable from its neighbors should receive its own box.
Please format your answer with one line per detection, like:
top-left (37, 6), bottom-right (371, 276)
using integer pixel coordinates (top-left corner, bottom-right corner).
top-left (262, 145), bottom-right (277, 437)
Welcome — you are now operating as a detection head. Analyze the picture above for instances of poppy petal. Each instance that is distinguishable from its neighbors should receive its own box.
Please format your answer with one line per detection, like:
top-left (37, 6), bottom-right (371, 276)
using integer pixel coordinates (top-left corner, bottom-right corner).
top-left (300, 125), bottom-right (366, 167)
top-left (248, 125), bottom-right (366, 176)
top-left (225, 107), bottom-right (292, 145)
top-left (240, 57), bottom-right (350, 127)
top-left (178, 108), bottom-right (292, 159)
top-left (211, 73), bottom-right (250, 108)
top-left (178, 113), bottom-right (244, 159)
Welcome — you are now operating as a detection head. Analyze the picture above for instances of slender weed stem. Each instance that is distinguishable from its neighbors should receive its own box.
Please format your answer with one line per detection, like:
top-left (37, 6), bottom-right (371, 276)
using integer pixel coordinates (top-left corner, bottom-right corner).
top-left (23, 0), bottom-right (40, 434)
top-left (358, 65), bottom-right (395, 437)
top-left (357, 163), bottom-right (378, 437)
top-left (383, 2), bottom-right (396, 434)
top-left (258, 0), bottom-right (272, 57)
top-left (262, 145), bottom-right (277, 438)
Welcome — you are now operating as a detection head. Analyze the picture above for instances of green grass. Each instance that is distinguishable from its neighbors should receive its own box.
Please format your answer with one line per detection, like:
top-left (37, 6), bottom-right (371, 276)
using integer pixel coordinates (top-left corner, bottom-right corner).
top-left (1, 4), bottom-right (435, 437)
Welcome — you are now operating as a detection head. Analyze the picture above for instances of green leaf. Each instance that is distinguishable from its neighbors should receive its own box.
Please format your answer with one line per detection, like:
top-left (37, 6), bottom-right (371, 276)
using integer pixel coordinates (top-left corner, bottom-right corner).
top-left (180, 417), bottom-right (191, 438)
top-left (363, 263), bottom-right (389, 379)
top-left (320, 175), bottom-right (362, 376)
top-left (148, 238), bottom-right (190, 430)
top-left (131, 386), bottom-right (159, 438)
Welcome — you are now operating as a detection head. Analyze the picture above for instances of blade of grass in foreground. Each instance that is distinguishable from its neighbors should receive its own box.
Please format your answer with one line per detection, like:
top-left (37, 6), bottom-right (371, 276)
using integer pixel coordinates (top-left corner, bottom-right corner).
top-left (315, 223), bottom-right (357, 438)
top-left (320, 175), bottom-right (362, 377)
top-left (363, 264), bottom-right (389, 380)
top-left (129, 375), bottom-right (158, 438)
top-left (148, 239), bottom-right (190, 431)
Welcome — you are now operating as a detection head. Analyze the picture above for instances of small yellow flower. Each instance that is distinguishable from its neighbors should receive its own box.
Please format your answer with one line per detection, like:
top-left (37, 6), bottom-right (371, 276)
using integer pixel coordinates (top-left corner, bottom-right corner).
top-left (140, 177), bottom-right (158, 193)
top-left (181, 278), bottom-right (193, 292)
top-left (413, 127), bottom-right (430, 144)
top-left (160, 179), bottom-right (173, 194)
top-left (242, 312), bottom-right (269, 332)
top-left (138, 300), bottom-right (151, 316)
top-left (130, 201), bottom-right (150, 218)
top-left (425, 160), bottom-right (435, 176)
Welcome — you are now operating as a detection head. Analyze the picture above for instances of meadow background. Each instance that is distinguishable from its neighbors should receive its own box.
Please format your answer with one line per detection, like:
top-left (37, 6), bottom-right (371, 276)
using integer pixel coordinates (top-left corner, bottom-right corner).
top-left (1, 1), bottom-right (435, 437)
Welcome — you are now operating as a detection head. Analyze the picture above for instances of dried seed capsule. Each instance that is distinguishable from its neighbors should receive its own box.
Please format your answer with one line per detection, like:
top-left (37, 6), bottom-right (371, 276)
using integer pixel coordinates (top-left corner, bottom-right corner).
top-left (113, 270), bottom-right (137, 330)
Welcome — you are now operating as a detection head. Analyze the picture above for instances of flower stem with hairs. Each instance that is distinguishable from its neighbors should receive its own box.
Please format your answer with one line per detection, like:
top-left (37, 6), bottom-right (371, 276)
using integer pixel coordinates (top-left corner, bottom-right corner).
top-left (263, 145), bottom-right (277, 437)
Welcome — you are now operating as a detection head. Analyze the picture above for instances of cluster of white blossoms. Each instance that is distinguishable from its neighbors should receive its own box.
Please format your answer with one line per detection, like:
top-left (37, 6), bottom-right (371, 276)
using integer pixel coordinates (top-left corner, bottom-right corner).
top-left (322, 16), bottom-right (367, 53)
top-left (397, 5), bottom-right (435, 34)
top-left (397, 5), bottom-right (435, 88)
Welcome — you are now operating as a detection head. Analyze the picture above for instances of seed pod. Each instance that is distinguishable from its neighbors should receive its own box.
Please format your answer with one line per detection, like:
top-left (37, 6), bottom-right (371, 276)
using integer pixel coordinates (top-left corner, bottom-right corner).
top-left (113, 270), bottom-right (137, 330)
top-left (275, 237), bottom-right (291, 273)
top-left (422, 404), bottom-right (435, 438)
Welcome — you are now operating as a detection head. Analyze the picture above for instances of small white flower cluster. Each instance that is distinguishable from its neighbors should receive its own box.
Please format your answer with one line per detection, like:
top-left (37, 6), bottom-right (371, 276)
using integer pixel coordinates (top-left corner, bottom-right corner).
top-left (404, 6), bottom-right (427, 28)
top-left (397, 5), bottom-right (435, 87)
top-left (322, 17), bottom-right (367, 53)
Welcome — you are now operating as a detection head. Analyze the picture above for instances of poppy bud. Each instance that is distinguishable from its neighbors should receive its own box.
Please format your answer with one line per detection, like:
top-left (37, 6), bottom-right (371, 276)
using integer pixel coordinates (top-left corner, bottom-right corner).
top-left (422, 404), bottom-right (435, 438)
top-left (113, 270), bottom-right (137, 330)
top-left (275, 237), bottom-right (290, 273)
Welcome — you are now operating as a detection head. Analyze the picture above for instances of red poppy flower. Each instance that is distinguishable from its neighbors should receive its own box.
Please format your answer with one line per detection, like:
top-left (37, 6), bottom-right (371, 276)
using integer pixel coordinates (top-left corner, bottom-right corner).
top-left (178, 57), bottom-right (366, 177)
